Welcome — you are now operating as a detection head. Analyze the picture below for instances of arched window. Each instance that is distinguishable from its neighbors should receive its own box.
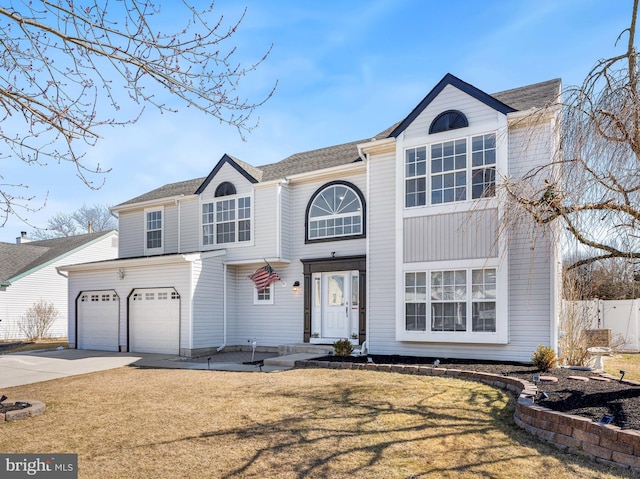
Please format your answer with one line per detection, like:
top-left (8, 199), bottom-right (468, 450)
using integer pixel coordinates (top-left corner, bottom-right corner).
top-left (214, 181), bottom-right (236, 197)
top-left (306, 182), bottom-right (365, 242)
top-left (429, 110), bottom-right (469, 134)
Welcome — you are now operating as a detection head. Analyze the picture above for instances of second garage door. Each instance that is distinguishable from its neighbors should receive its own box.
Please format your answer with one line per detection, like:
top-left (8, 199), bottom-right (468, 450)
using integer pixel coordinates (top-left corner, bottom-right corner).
top-left (129, 288), bottom-right (180, 354)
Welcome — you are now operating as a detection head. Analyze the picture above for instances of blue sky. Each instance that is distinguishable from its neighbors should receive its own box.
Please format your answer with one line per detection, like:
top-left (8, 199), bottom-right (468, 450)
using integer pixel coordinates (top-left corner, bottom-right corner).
top-left (0, 0), bottom-right (633, 242)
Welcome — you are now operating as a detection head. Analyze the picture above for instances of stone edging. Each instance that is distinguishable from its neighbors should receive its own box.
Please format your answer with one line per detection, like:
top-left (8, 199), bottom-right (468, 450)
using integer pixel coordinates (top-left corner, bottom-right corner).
top-left (295, 359), bottom-right (640, 472)
top-left (0, 400), bottom-right (46, 422)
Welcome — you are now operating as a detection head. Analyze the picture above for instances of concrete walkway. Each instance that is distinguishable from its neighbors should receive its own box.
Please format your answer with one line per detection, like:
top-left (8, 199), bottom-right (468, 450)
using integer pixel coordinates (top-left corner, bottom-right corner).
top-left (0, 348), bottom-right (303, 388)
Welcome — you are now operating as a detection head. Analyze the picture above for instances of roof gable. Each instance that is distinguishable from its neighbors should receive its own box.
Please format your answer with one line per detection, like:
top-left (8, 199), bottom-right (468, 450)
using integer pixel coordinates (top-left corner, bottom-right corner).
top-left (389, 73), bottom-right (516, 138)
top-left (195, 154), bottom-right (260, 195)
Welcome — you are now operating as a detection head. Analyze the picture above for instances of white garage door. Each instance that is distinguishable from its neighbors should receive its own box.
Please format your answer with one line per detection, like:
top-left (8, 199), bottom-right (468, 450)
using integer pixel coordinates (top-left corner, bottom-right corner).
top-left (77, 291), bottom-right (119, 351)
top-left (129, 288), bottom-right (180, 354)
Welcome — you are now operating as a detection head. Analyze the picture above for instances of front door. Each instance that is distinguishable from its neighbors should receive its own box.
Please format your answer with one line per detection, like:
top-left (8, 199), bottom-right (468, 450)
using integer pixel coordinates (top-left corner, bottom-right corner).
top-left (322, 273), bottom-right (349, 338)
top-left (312, 270), bottom-right (359, 341)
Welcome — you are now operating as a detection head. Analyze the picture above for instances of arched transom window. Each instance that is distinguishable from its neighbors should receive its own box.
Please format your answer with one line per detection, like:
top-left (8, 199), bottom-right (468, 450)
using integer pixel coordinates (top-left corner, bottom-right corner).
top-left (308, 183), bottom-right (364, 240)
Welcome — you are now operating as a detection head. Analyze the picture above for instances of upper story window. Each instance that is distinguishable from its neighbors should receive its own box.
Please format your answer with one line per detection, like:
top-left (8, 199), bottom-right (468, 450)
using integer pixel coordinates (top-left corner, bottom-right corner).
top-left (429, 110), bottom-right (469, 134)
top-left (306, 182), bottom-right (366, 243)
top-left (202, 182), bottom-right (251, 246)
top-left (405, 132), bottom-right (496, 208)
top-left (145, 207), bottom-right (163, 254)
top-left (215, 181), bottom-right (236, 197)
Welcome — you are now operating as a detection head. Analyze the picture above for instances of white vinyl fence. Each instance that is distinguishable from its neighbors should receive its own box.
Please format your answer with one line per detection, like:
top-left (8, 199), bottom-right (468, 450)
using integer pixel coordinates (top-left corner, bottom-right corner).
top-left (563, 299), bottom-right (640, 351)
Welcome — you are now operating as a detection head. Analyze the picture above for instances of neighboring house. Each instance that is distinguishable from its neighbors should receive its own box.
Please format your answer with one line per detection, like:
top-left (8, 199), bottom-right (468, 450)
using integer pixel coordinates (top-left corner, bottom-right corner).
top-left (0, 230), bottom-right (118, 339)
top-left (60, 74), bottom-right (562, 362)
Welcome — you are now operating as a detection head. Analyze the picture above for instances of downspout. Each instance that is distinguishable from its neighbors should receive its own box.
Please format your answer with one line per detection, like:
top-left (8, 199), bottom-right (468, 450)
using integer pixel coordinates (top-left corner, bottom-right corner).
top-left (276, 182), bottom-right (282, 259)
top-left (360, 145), bottom-right (370, 355)
top-left (217, 262), bottom-right (227, 352)
top-left (275, 179), bottom-right (289, 259)
top-left (176, 196), bottom-right (183, 253)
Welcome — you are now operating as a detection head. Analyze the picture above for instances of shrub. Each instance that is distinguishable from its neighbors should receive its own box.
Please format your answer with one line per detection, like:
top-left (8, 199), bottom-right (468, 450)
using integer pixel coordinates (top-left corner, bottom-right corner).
top-left (532, 345), bottom-right (557, 372)
top-left (333, 338), bottom-right (354, 357)
top-left (19, 300), bottom-right (58, 340)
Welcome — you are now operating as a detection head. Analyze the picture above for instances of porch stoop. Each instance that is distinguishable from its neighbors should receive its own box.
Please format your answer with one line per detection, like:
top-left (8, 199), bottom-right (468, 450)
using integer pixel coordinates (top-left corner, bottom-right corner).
top-left (277, 343), bottom-right (334, 355)
top-left (263, 344), bottom-right (334, 368)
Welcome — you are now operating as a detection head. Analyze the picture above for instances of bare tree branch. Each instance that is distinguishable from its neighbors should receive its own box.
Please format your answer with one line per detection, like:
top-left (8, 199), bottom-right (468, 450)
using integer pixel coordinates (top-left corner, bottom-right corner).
top-left (0, 1), bottom-right (275, 225)
top-left (503, 0), bottom-right (640, 269)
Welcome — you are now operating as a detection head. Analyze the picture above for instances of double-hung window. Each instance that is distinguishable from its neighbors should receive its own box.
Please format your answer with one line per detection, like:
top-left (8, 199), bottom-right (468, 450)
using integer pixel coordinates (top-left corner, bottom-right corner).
top-left (404, 268), bottom-right (497, 334)
top-left (145, 208), bottom-right (163, 254)
top-left (254, 283), bottom-right (274, 305)
top-left (405, 132), bottom-right (496, 207)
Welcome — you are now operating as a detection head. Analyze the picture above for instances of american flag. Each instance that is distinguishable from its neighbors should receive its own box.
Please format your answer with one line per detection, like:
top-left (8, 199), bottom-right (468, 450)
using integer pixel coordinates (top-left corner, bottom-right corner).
top-left (249, 263), bottom-right (281, 290)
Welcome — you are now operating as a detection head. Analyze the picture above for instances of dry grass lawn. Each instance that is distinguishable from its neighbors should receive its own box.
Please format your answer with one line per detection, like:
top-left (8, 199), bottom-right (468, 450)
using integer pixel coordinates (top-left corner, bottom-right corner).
top-left (0, 368), bottom-right (634, 478)
top-left (606, 353), bottom-right (640, 382)
top-left (0, 339), bottom-right (68, 354)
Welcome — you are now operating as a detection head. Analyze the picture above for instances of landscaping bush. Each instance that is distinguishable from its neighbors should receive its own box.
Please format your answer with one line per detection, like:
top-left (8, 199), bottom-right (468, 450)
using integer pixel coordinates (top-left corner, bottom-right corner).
top-left (19, 300), bottom-right (58, 340)
top-left (333, 338), bottom-right (354, 357)
top-left (532, 345), bottom-right (557, 371)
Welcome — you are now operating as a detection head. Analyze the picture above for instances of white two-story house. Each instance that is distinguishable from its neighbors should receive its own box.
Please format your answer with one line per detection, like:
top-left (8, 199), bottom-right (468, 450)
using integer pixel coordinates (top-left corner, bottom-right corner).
top-left (61, 74), bottom-right (562, 362)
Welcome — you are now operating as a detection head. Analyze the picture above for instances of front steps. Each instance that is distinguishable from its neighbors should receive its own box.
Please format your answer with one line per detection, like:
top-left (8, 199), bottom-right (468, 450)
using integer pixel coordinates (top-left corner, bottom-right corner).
top-left (277, 343), bottom-right (334, 356)
top-left (263, 343), bottom-right (333, 368)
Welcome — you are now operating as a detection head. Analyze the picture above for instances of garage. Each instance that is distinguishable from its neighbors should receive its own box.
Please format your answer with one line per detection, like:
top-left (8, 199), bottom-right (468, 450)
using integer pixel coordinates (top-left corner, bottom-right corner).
top-left (77, 290), bottom-right (120, 351)
top-left (129, 288), bottom-right (180, 354)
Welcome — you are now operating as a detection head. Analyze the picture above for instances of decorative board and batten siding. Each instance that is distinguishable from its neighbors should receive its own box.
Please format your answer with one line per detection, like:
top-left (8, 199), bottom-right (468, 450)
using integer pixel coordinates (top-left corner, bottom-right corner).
top-left (0, 234), bottom-right (117, 340)
top-left (403, 209), bottom-right (498, 263)
top-left (67, 261), bottom-right (193, 351)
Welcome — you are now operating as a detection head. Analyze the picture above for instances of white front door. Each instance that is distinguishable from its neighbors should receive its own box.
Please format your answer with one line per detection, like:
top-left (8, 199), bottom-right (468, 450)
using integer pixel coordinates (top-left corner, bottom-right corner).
top-left (322, 273), bottom-right (349, 338)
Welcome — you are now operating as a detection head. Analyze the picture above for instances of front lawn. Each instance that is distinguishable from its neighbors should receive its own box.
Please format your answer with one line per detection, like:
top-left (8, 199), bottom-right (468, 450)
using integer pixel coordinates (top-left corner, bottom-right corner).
top-left (0, 339), bottom-right (68, 354)
top-left (0, 368), bottom-right (632, 478)
top-left (606, 353), bottom-right (640, 381)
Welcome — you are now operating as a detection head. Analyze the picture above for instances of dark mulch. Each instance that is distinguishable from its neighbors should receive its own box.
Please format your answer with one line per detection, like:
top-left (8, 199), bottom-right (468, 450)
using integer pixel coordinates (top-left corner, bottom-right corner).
top-left (316, 354), bottom-right (640, 430)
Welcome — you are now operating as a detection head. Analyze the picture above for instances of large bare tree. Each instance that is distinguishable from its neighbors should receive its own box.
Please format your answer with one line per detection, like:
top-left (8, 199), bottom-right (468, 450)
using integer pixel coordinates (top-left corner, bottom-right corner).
top-left (504, 0), bottom-right (640, 270)
top-left (31, 203), bottom-right (117, 239)
top-left (0, 1), bottom-right (274, 225)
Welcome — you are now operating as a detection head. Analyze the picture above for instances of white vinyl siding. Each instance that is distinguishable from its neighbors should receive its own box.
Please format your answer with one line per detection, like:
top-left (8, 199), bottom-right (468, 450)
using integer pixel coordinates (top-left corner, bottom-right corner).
top-left (117, 210), bottom-right (144, 258)
top-left (191, 255), bottom-right (225, 349)
top-left (67, 260), bottom-right (193, 352)
top-left (367, 151), bottom-right (397, 354)
top-left (0, 233), bottom-right (118, 340)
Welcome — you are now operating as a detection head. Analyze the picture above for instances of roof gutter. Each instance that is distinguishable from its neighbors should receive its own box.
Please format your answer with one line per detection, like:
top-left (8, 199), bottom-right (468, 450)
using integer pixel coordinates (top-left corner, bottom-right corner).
top-left (357, 137), bottom-right (395, 159)
top-left (111, 194), bottom-right (198, 214)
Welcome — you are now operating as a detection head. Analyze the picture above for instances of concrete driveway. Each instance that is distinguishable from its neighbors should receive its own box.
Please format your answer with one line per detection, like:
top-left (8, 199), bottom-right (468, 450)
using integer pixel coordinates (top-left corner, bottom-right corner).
top-left (0, 349), bottom-right (186, 388)
top-left (0, 348), bottom-right (289, 388)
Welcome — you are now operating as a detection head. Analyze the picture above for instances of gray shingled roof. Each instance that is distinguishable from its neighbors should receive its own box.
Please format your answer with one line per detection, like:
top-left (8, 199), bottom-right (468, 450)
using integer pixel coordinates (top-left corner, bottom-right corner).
top-left (0, 231), bottom-right (115, 284)
top-left (116, 77), bottom-right (561, 207)
top-left (492, 78), bottom-right (561, 111)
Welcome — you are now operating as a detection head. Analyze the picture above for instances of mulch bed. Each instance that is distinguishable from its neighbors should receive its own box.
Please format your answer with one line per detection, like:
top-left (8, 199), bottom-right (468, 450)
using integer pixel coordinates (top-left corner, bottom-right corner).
top-left (316, 354), bottom-right (640, 430)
